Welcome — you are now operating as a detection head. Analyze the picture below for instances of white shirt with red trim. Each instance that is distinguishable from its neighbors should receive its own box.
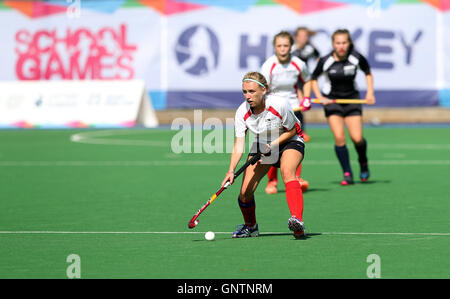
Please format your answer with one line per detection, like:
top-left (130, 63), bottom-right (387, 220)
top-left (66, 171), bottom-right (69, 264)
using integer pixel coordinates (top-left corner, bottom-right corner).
top-left (261, 55), bottom-right (311, 108)
top-left (234, 95), bottom-right (304, 144)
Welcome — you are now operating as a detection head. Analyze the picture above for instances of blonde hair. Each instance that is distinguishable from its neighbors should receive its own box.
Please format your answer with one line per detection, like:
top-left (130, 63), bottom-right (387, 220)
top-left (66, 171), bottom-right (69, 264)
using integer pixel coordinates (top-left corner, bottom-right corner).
top-left (242, 72), bottom-right (270, 92)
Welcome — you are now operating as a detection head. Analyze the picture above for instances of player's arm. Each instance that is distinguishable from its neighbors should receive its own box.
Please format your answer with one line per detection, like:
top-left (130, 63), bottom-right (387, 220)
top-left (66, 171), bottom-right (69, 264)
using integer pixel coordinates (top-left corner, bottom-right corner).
top-left (270, 100), bottom-right (299, 149)
top-left (298, 60), bottom-right (312, 110)
top-left (310, 58), bottom-right (332, 105)
top-left (302, 80), bottom-right (311, 99)
top-left (358, 54), bottom-right (376, 105)
top-left (269, 127), bottom-right (296, 149)
top-left (298, 80), bottom-right (312, 111)
top-left (365, 73), bottom-right (376, 105)
top-left (310, 79), bottom-right (321, 98)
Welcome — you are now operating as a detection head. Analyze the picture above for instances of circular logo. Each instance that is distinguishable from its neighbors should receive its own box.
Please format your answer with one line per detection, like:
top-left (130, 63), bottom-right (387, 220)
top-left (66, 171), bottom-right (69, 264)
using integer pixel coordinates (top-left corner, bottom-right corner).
top-left (175, 25), bottom-right (219, 76)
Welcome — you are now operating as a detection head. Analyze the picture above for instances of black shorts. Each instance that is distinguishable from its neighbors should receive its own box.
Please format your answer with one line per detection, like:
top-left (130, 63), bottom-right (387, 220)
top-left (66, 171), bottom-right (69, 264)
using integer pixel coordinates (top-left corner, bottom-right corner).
top-left (248, 140), bottom-right (305, 168)
top-left (323, 93), bottom-right (362, 117)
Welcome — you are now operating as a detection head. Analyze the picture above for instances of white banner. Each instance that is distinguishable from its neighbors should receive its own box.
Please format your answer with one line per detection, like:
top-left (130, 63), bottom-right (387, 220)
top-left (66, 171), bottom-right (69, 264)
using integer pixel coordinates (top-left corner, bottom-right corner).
top-left (443, 12), bottom-right (450, 89)
top-left (0, 80), bottom-right (158, 128)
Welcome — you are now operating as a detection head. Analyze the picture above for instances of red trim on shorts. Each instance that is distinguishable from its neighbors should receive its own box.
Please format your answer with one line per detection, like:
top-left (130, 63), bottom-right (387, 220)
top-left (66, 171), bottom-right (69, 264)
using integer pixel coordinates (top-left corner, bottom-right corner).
top-left (267, 106), bottom-right (282, 119)
top-left (243, 109), bottom-right (252, 121)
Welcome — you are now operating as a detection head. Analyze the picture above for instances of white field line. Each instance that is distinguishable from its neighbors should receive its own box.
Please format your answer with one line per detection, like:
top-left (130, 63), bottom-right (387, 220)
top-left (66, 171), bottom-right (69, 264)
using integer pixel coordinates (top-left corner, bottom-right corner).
top-left (0, 231), bottom-right (448, 236)
top-left (0, 160), bottom-right (226, 167)
top-left (71, 130), bottom-right (168, 146)
top-left (0, 160), bottom-right (450, 167)
top-left (70, 130), bottom-right (450, 150)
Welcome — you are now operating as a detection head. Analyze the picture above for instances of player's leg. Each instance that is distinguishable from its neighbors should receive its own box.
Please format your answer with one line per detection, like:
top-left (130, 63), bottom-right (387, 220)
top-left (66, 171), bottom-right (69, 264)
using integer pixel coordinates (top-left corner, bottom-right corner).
top-left (345, 115), bottom-right (370, 181)
top-left (233, 156), bottom-right (271, 238)
top-left (295, 162), bottom-right (309, 191)
top-left (328, 114), bottom-right (353, 185)
top-left (279, 147), bottom-right (306, 239)
top-left (265, 166), bottom-right (278, 194)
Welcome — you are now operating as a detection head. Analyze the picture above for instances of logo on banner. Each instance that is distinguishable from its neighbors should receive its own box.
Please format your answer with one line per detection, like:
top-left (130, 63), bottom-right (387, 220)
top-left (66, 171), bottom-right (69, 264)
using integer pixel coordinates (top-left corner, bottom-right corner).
top-left (175, 25), bottom-right (219, 76)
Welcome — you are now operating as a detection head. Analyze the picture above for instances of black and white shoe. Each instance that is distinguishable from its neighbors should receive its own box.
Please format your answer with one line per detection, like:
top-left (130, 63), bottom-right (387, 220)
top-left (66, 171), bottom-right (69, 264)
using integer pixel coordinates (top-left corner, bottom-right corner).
top-left (288, 216), bottom-right (306, 239)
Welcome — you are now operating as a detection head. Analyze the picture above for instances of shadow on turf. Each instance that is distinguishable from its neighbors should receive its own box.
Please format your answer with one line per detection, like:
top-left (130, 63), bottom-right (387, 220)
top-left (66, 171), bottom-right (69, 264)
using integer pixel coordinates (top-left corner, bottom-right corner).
top-left (330, 180), bottom-right (391, 185)
top-left (358, 180), bottom-right (391, 185)
top-left (275, 180), bottom-right (391, 192)
top-left (259, 232), bottom-right (321, 240)
top-left (192, 233), bottom-right (321, 242)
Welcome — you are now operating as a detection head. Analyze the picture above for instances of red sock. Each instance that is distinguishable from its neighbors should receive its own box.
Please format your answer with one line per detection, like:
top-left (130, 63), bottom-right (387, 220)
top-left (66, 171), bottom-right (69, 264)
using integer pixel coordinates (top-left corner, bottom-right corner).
top-left (238, 196), bottom-right (256, 227)
top-left (295, 164), bottom-right (302, 178)
top-left (267, 166), bottom-right (278, 182)
top-left (285, 180), bottom-right (303, 221)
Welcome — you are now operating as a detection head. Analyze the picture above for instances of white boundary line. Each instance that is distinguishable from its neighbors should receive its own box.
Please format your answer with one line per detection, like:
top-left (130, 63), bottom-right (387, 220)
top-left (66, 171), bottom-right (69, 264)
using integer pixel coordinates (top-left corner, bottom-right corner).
top-left (0, 231), bottom-right (448, 236)
top-left (0, 160), bottom-right (449, 166)
top-left (69, 130), bottom-right (450, 150)
top-left (71, 130), bottom-right (169, 146)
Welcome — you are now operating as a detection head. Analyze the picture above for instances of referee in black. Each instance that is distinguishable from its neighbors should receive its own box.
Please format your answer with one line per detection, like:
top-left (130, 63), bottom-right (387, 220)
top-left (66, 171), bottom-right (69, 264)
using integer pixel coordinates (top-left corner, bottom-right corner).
top-left (310, 29), bottom-right (376, 186)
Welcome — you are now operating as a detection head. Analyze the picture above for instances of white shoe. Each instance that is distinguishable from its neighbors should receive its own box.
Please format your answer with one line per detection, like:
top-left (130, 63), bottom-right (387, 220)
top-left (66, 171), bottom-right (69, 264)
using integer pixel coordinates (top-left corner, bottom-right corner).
top-left (288, 216), bottom-right (306, 239)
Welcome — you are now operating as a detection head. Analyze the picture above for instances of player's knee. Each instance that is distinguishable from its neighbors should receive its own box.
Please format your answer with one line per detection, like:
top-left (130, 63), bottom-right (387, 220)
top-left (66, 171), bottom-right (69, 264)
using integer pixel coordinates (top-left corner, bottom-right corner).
top-left (239, 191), bottom-right (254, 203)
top-left (335, 135), bottom-right (346, 146)
top-left (280, 167), bottom-right (296, 182)
top-left (352, 137), bottom-right (364, 145)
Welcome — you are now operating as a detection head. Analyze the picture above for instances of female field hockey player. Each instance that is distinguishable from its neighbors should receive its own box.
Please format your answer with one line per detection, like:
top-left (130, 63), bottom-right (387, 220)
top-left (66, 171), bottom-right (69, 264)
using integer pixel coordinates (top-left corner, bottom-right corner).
top-left (260, 30), bottom-right (312, 195)
top-left (220, 72), bottom-right (307, 239)
top-left (310, 29), bottom-right (376, 185)
top-left (292, 26), bottom-right (321, 143)
top-left (292, 26), bottom-right (320, 66)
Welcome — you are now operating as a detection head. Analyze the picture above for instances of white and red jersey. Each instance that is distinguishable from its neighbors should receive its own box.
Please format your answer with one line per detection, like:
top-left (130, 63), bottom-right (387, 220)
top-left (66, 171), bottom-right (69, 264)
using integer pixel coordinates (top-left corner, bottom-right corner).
top-left (234, 95), bottom-right (304, 144)
top-left (261, 55), bottom-right (311, 108)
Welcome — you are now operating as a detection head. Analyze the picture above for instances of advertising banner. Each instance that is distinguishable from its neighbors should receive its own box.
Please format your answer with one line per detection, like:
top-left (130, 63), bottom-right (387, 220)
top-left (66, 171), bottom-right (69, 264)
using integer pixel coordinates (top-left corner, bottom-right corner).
top-left (0, 80), bottom-right (158, 128)
top-left (165, 4), bottom-right (439, 108)
top-left (0, 0), bottom-right (448, 110)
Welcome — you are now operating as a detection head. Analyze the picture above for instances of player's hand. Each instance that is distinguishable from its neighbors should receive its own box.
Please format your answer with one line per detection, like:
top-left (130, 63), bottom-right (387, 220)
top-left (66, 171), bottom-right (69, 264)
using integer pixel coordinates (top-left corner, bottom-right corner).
top-left (261, 144), bottom-right (272, 156)
top-left (366, 94), bottom-right (376, 105)
top-left (221, 171), bottom-right (235, 187)
top-left (299, 97), bottom-right (311, 111)
top-left (320, 97), bottom-right (332, 106)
